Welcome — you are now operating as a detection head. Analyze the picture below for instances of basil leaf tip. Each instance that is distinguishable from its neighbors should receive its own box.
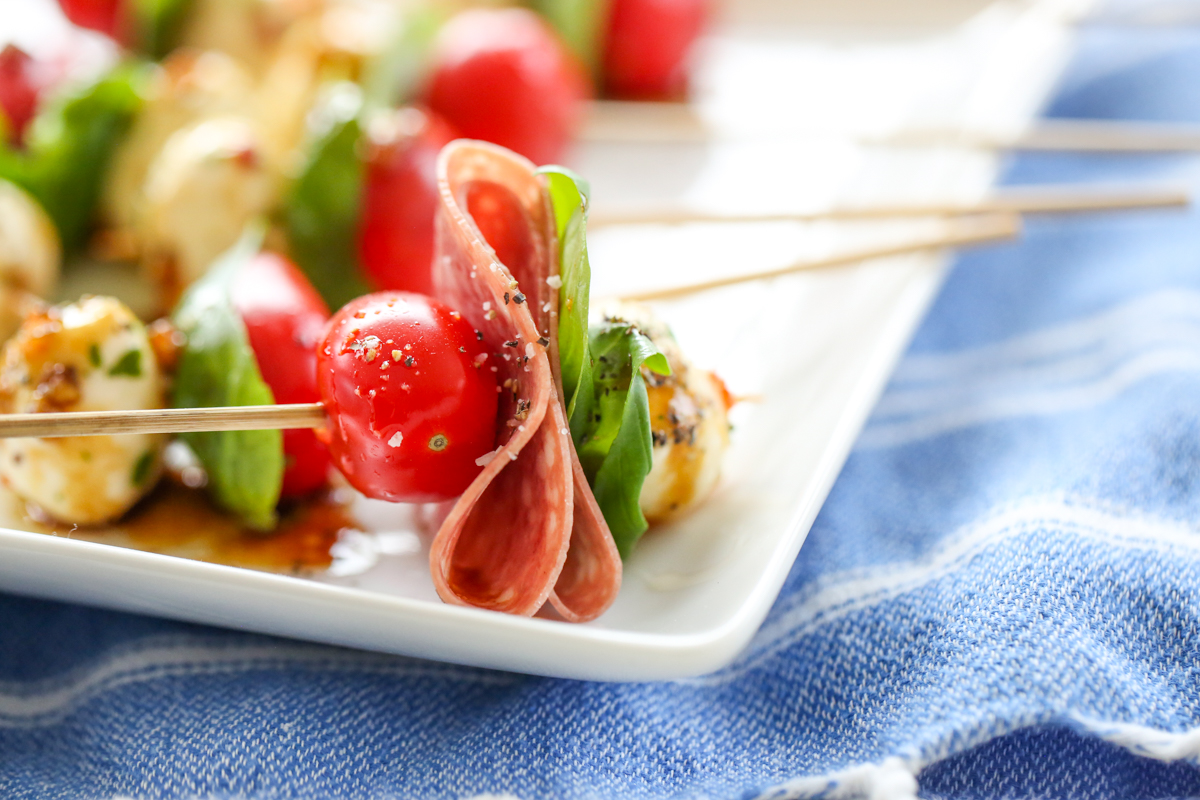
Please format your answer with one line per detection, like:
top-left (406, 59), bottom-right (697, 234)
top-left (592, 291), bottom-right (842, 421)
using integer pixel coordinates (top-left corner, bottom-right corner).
top-left (170, 224), bottom-right (283, 531)
top-left (282, 82), bottom-right (372, 311)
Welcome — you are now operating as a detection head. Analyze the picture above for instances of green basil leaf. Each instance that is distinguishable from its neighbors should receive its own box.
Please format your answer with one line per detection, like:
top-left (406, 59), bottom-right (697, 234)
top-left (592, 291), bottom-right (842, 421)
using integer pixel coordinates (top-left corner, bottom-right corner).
top-left (132, 0), bottom-right (194, 58)
top-left (539, 166), bottom-right (670, 556)
top-left (3, 64), bottom-right (148, 251)
top-left (583, 321), bottom-right (670, 558)
top-left (537, 165), bottom-right (594, 437)
top-left (532, 0), bottom-right (611, 78)
top-left (540, 164), bottom-right (591, 238)
top-left (282, 83), bottom-right (372, 311)
top-left (171, 225), bottom-right (283, 531)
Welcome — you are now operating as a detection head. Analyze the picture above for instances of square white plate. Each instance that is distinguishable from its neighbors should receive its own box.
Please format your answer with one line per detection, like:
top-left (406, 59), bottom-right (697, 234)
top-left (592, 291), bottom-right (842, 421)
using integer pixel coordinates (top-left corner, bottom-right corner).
top-left (0, 0), bottom-right (1080, 680)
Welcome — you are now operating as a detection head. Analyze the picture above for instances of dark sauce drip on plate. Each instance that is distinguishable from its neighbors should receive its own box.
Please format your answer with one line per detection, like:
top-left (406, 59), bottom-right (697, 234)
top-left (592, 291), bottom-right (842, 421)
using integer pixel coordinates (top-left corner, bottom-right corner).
top-left (22, 481), bottom-right (356, 574)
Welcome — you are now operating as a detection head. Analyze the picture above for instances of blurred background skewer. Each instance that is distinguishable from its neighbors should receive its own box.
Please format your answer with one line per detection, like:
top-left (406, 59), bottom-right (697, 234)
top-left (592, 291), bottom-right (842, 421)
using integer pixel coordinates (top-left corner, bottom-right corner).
top-left (590, 185), bottom-right (1189, 228)
top-left (613, 213), bottom-right (1021, 302)
top-left (585, 101), bottom-right (1200, 153)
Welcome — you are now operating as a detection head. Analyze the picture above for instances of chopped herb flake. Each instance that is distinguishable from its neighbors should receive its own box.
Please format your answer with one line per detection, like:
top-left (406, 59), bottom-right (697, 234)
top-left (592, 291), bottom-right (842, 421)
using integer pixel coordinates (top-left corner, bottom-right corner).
top-left (107, 349), bottom-right (142, 378)
top-left (131, 449), bottom-right (155, 486)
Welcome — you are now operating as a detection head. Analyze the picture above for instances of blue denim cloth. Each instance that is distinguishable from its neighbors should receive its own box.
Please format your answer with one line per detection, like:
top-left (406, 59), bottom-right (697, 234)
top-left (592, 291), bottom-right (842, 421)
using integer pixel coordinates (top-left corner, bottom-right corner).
top-left (7, 19), bottom-right (1200, 800)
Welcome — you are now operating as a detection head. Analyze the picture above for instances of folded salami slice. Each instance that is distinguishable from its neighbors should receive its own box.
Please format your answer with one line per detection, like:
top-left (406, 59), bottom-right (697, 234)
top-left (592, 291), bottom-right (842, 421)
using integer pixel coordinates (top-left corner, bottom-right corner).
top-left (429, 140), bottom-right (621, 621)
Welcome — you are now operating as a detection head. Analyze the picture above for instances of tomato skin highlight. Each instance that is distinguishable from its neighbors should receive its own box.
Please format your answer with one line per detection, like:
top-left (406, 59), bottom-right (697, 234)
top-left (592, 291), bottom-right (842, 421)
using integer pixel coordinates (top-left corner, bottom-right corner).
top-left (602, 0), bottom-right (708, 100)
top-left (0, 45), bottom-right (41, 145)
top-left (425, 8), bottom-right (589, 165)
top-left (56, 0), bottom-right (124, 38)
top-left (231, 252), bottom-right (333, 498)
top-left (359, 107), bottom-right (457, 296)
top-left (318, 292), bottom-right (499, 504)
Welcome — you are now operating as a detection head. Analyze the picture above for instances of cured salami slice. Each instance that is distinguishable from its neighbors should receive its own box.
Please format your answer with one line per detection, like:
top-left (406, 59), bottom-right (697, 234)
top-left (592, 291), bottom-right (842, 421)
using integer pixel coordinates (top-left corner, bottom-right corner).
top-left (428, 140), bottom-right (621, 621)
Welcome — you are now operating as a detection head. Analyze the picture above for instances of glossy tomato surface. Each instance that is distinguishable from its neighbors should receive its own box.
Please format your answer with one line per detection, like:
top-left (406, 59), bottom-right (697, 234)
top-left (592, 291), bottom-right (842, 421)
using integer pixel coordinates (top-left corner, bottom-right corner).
top-left (57, 0), bottom-right (123, 38)
top-left (318, 292), bottom-right (499, 503)
top-left (359, 107), bottom-right (457, 296)
top-left (0, 46), bottom-right (40, 145)
top-left (425, 8), bottom-right (588, 165)
top-left (231, 252), bottom-right (332, 498)
top-left (602, 0), bottom-right (707, 99)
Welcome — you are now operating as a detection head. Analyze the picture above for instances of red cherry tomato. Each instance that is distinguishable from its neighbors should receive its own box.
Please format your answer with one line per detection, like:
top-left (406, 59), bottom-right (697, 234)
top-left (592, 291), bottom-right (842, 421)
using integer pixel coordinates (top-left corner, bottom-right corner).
top-left (231, 252), bottom-right (333, 498)
top-left (56, 0), bottom-right (124, 39)
top-left (425, 8), bottom-right (589, 165)
top-left (0, 45), bottom-right (41, 145)
top-left (602, 0), bottom-right (708, 100)
top-left (359, 107), bottom-right (458, 296)
top-left (317, 292), bottom-right (499, 503)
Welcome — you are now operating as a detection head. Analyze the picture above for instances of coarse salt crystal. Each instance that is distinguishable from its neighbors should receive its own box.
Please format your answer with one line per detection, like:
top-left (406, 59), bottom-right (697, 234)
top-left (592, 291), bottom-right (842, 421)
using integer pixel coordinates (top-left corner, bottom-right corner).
top-left (475, 448), bottom-right (500, 467)
top-left (546, 275), bottom-right (562, 289)
top-left (388, 431), bottom-right (403, 448)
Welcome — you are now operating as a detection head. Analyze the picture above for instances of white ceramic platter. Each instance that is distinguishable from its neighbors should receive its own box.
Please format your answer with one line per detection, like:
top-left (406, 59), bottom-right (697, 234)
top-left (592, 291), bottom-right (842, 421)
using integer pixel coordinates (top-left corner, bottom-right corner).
top-left (0, 0), bottom-right (1083, 680)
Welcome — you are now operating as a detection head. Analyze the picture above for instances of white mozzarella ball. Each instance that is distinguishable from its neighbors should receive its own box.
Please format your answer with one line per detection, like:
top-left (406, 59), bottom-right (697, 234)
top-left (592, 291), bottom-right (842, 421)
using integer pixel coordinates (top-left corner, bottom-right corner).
top-left (104, 50), bottom-right (256, 235)
top-left (597, 302), bottom-right (732, 524)
top-left (0, 180), bottom-right (60, 341)
top-left (640, 366), bottom-right (730, 524)
top-left (139, 116), bottom-right (275, 300)
top-left (0, 296), bottom-right (166, 524)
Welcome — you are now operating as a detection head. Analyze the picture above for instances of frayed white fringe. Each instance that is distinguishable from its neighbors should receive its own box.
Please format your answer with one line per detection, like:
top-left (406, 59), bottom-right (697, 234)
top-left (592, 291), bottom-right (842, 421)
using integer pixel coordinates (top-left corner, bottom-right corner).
top-left (752, 718), bottom-right (1200, 800)
top-left (1073, 715), bottom-right (1200, 761)
top-left (753, 757), bottom-right (918, 800)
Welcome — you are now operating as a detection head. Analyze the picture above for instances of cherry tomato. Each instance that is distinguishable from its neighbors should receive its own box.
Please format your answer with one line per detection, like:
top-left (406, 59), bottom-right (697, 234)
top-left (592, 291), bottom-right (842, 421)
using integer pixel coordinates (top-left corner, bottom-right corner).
top-left (231, 252), bottom-right (333, 498)
top-left (0, 45), bottom-right (41, 145)
top-left (602, 0), bottom-right (708, 100)
top-left (317, 292), bottom-right (499, 503)
top-left (56, 0), bottom-right (124, 39)
top-left (425, 8), bottom-right (589, 165)
top-left (359, 107), bottom-right (458, 296)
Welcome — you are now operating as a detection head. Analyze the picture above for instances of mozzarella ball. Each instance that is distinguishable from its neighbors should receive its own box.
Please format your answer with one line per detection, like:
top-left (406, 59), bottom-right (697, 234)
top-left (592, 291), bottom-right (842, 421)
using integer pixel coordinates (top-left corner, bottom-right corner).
top-left (103, 50), bottom-right (256, 235)
top-left (0, 296), bottom-right (167, 524)
top-left (600, 303), bottom-right (731, 524)
top-left (0, 180), bottom-right (60, 341)
top-left (640, 362), bottom-right (730, 524)
top-left (139, 116), bottom-right (275, 304)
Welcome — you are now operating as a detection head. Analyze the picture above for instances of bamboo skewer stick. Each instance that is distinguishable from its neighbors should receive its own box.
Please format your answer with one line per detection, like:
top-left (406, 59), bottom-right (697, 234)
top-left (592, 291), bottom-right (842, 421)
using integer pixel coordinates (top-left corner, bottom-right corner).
top-left (589, 185), bottom-right (1190, 228)
top-left (0, 218), bottom-right (1021, 440)
top-left (584, 101), bottom-right (1200, 153)
top-left (882, 120), bottom-right (1200, 153)
top-left (614, 213), bottom-right (1021, 303)
top-left (0, 403), bottom-right (326, 439)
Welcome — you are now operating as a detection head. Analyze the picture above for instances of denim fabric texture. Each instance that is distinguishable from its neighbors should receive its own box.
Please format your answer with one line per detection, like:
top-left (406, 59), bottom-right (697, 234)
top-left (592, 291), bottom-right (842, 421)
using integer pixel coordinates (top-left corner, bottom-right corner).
top-left (5, 18), bottom-right (1200, 800)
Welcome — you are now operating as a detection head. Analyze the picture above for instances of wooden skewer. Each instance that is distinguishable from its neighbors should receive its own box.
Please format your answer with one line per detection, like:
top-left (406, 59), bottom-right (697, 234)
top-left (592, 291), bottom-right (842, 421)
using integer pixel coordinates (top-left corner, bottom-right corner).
top-left (0, 403), bottom-right (326, 439)
top-left (883, 120), bottom-right (1200, 153)
top-left (584, 101), bottom-right (1200, 153)
top-left (614, 213), bottom-right (1021, 302)
top-left (589, 185), bottom-right (1190, 228)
